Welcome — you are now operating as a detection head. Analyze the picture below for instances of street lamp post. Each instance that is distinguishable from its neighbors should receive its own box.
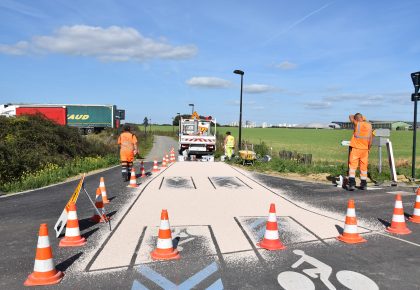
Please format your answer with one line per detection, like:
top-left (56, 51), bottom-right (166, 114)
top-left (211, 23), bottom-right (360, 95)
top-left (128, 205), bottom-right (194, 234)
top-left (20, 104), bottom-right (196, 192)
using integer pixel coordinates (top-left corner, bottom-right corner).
top-left (189, 104), bottom-right (194, 115)
top-left (234, 69), bottom-right (244, 150)
top-left (411, 71), bottom-right (420, 181)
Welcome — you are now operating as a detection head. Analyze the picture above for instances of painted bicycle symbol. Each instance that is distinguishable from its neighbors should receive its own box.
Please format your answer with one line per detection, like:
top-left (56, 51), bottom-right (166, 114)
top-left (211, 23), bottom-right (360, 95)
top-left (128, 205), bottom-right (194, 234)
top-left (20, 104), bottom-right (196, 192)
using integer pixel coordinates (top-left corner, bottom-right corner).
top-left (277, 250), bottom-right (379, 290)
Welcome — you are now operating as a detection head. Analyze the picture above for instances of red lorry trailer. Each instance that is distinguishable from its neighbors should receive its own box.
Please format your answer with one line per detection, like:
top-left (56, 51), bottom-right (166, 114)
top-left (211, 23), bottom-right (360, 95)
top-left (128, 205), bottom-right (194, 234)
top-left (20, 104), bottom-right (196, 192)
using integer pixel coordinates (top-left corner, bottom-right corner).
top-left (15, 106), bottom-right (67, 125)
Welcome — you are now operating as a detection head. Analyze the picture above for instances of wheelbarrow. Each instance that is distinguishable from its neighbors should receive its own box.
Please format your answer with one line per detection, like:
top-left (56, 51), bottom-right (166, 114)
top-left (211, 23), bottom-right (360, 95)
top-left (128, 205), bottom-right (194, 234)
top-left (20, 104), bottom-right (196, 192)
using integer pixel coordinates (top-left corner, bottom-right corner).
top-left (239, 150), bottom-right (256, 165)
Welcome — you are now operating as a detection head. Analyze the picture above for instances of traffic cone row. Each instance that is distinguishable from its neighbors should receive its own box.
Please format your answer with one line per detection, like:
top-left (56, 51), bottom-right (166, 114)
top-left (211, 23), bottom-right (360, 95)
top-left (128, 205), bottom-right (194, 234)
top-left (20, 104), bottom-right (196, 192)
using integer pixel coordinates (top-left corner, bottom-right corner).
top-left (26, 176), bottom-right (115, 286)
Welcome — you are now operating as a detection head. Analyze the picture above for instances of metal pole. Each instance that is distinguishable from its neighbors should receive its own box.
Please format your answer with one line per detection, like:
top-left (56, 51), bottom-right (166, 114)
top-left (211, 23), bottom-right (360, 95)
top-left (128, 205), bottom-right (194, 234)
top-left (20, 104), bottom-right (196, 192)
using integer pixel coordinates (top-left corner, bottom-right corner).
top-left (238, 74), bottom-right (243, 150)
top-left (378, 145), bottom-right (382, 174)
top-left (412, 96), bottom-right (418, 180)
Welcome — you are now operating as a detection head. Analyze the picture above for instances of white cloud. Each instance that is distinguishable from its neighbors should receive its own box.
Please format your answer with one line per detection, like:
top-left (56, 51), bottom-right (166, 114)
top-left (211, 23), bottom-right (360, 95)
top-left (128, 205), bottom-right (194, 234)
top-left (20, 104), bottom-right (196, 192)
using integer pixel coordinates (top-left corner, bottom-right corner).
top-left (304, 101), bottom-right (331, 110)
top-left (186, 77), bottom-right (231, 88)
top-left (243, 84), bottom-right (274, 94)
top-left (0, 25), bottom-right (197, 61)
top-left (275, 61), bottom-right (298, 70)
top-left (0, 41), bottom-right (29, 55)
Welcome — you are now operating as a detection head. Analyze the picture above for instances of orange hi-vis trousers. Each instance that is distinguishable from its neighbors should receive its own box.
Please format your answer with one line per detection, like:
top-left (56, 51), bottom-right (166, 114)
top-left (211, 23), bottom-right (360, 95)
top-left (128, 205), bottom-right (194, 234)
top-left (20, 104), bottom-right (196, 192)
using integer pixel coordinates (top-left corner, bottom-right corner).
top-left (349, 148), bottom-right (369, 180)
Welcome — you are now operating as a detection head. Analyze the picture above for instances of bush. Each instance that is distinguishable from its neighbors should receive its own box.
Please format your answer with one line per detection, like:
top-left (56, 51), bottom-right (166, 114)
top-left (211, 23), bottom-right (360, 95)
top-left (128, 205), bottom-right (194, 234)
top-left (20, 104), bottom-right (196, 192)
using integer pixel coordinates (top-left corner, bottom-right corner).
top-left (0, 115), bottom-right (117, 185)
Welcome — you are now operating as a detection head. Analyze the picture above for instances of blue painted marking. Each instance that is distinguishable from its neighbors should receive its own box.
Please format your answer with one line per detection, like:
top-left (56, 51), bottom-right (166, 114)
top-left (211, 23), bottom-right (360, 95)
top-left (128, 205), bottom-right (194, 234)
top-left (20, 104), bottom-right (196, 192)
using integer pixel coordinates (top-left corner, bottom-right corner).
top-left (137, 265), bottom-right (176, 289)
top-left (135, 262), bottom-right (221, 290)
top-left (131, 280), bottom-right (149, 290)
top-left (206, 278), bottom-right (224, 290)
top-left (177, 262), bottom-right (218, 290)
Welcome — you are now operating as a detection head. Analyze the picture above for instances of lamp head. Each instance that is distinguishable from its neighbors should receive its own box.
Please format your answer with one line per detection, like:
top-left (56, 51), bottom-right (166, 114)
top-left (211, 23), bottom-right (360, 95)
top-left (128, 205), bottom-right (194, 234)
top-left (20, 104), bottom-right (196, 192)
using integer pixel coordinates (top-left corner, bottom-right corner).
top-left (233, 70), bottom-right (244, 75)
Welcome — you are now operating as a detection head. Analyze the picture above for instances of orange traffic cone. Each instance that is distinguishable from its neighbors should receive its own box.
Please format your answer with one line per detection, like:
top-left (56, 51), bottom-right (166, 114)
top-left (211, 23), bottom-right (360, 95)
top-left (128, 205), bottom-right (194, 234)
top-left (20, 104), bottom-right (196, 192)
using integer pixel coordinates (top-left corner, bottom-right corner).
top-left (140, 161), bottom-right (146, 178)
top-left (409, 188), bottom-right (420, 223)
top-left (152, 160), bottom-right (160, 172)
top-left (151, 209), bottom-right (180, 260)
top-left (161, 156), bottom-right (167, 168)
top-left (59, 202), bottom-right (86, 247)
top-left (337, 199), bottom-right (366, 244)
top-left (165, 153), bottom-right (170, 164)
top-left (127, 168), bottom-right (139, 188)
top-left (386, 194), bottom-right (411, 235)
top-left (170, 148), bottom-right (176, 163)
top-left (91, 190), bottom-right (108, 223)
top-left (257, 204), bottom-right (286, 250)
top-left (24, 224), bottom-right (63, 286)
top-left (99, 177), bottom-right (110, 204)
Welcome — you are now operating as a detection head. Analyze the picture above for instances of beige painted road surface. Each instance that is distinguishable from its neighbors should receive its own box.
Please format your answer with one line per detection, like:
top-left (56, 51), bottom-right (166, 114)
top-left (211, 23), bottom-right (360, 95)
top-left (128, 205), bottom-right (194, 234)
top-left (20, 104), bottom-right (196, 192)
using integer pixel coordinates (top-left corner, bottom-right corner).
top-left (89, 161), bottom-right (367, 271)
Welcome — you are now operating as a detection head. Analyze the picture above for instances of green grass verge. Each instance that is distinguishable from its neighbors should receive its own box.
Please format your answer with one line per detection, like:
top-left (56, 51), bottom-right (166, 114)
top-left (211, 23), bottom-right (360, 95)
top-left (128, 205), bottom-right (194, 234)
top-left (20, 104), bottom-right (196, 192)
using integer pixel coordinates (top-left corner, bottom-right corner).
top-left (0, 155), bottom-right (119, 193)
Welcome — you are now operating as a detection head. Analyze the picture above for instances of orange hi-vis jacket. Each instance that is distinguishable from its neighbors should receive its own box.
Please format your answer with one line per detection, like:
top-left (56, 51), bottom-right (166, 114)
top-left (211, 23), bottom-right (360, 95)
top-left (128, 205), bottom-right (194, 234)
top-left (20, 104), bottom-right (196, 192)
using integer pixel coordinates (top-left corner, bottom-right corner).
top-left (350, 121), bottom-right (372, 150)
top-left (118, 132), bottom-right (138, 162)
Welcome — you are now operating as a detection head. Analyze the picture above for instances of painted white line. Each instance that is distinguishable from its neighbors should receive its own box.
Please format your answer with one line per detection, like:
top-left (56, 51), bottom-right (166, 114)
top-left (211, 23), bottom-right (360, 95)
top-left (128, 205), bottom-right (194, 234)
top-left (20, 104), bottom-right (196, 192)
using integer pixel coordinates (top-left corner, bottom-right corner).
top-left (376, 232), bottom-right (420, 247)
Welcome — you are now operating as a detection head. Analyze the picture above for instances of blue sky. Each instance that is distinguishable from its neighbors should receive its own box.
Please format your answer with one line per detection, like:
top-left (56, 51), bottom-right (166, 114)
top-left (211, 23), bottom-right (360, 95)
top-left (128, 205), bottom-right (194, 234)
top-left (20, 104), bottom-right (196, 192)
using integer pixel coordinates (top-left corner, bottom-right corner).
top-left (0, 0), bottom-right (419, 125)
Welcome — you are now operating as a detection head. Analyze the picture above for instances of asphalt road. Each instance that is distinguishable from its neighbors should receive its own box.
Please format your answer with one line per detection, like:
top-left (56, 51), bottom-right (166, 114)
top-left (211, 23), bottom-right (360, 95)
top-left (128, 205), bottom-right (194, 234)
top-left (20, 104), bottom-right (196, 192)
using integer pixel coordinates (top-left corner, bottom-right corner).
top-left (1, 135), bottom-right (419, 290)
top-left (0, 136), bottom-right (178, 290)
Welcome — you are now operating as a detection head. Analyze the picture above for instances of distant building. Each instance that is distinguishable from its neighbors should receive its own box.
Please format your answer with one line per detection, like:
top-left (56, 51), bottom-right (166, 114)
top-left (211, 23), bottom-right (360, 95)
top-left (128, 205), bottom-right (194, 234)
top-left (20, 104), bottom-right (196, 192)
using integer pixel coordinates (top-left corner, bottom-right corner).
top-left (331, 120), bottom-right (412, 130)
top-left (262, 122), bottom-right (268, 128)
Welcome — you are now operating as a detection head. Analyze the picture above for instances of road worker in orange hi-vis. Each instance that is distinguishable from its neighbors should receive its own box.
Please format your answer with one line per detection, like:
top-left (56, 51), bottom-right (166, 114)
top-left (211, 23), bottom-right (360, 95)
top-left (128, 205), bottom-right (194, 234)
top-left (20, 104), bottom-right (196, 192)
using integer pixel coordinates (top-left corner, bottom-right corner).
top-left (348, 113), bottom-right (373, 191)
top-left (118, 125), bottom-right (138, 181)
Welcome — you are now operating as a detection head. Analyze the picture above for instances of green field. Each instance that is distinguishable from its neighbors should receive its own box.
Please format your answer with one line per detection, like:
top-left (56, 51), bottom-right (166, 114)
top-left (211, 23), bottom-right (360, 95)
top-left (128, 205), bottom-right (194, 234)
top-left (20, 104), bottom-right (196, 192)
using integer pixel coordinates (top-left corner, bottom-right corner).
top-left (149, 125), bottom-right (420, 166)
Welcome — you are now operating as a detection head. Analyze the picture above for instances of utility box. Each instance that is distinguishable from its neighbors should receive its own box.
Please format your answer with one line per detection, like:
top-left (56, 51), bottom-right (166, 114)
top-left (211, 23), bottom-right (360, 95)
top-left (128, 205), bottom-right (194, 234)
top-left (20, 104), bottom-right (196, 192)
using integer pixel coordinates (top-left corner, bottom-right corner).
top-left (372, 129), bottom-right (390, 146)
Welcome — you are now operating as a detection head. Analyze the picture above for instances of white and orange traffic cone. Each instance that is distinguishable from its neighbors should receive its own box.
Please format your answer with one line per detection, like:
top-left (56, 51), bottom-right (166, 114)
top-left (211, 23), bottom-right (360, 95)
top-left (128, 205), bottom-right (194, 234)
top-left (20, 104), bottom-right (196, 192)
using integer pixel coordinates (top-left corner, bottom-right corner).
top-left (24, 224), bottom-right (63, 286)
top-left (386, 194), bottom-right (411, 235)
top-left (151, 209), bottom-right (180, 260)
top-left (99, 177), bottom-right (110, 204)
top-left (140, 161), bottom-right (146, 178)
top-left (59, 202), bottom-right (86, 247)
top-left (161, 156), bottom-right (167, 168)
top-left (170, 148), bottom-right (176, 163)
top-left (152, 160), bottom-right (160, 172)
top-left (337, 199), bottom-right (366, 244)
top-left (409, 188), bottom-right (420, 223)
top-left (91, 190), bottom-right (108, 223)
top-left (165, 153), bottom-right (170, 164)
top-left (127, 168), bottom-right (139, 188)
top-left (257, 203), bottom-right (286, 250)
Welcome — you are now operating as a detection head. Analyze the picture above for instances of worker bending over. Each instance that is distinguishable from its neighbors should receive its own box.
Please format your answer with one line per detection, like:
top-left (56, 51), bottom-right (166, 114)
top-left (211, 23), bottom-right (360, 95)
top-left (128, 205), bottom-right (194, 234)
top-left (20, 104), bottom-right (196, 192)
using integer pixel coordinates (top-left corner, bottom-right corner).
top-left (118, 125), bottom-right (138, 181)
top-left (348, 113), bottom-right (372, 191)
top-left (224, 131), bottom-right (235, 160)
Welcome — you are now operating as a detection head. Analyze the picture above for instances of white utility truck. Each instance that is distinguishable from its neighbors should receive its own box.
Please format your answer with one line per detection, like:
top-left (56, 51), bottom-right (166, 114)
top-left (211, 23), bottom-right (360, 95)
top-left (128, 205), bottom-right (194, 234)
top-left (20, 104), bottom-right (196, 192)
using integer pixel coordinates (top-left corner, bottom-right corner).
top-left (178, 112), bottom-right (216, 160)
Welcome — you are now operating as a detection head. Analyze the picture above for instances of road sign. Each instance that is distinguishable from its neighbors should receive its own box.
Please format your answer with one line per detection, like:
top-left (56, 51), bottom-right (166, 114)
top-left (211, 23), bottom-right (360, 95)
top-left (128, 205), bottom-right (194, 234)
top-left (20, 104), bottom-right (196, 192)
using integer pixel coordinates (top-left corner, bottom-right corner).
top-left (54, 174), bottom-right (85, 237)
top-left (191, 111), bottom-right (200, 119)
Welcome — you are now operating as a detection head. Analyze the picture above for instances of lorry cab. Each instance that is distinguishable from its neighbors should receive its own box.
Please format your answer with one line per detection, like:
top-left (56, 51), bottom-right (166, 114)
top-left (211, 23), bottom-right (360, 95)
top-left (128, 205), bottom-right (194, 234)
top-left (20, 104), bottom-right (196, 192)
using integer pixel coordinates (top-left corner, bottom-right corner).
top-left (179, 114), bottom-right (216, 158)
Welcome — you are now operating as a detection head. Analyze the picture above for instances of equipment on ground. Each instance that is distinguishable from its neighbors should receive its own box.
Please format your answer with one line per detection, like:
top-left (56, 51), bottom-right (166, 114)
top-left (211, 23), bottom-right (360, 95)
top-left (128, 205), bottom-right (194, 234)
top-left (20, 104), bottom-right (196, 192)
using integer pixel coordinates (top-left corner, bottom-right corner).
top-left (178, 112), bottom-right (216, 160)
top-left (0, 103), bottom-right (125, 134)
top-left (239, 150), bottom-right (257, 165)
